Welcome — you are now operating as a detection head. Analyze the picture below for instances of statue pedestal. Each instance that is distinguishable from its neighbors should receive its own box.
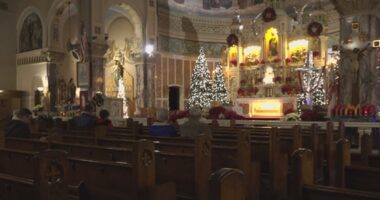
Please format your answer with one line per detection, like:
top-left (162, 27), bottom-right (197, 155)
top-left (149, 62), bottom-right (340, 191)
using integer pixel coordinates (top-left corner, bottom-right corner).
top-left (97, 97), bottom-right (124, 126)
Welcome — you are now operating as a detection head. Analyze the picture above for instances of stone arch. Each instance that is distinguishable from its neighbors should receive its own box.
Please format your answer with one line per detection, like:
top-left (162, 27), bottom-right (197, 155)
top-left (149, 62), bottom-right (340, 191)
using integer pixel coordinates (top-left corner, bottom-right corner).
top-left (104, 3), bottom-right (144, 50)
top-left (47, 0), bottom-right (79, 48)
top-left (16, 6), bottom-right (46, 52)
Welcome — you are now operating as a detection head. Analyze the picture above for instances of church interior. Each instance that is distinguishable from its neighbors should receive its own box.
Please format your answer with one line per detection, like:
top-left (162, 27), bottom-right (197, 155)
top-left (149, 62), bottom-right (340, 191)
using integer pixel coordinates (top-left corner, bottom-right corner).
top-left (1, 0), bottom-right (380, 199)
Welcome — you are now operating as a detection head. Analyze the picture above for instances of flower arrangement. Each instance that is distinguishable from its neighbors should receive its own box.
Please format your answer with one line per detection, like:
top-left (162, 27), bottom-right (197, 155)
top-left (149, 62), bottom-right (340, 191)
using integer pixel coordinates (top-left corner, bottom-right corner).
top-left (285, 112), bottom-right (301, 121)
top-left (247, 87), bottom-right (259, 95)
top-left (285, 77), bottom-right (292, 84)
top-left (169, 110), bottom-right (190, 122)
top-left (238, 88), bottom-right (246, 97)
top-left (281, 84), bottom-right (292, 95)
top-left (33, 104), bottom-right (44, 112)
top-left (253, 59), bottom-right (260, 65)
top-left (255, 77), bottom-right (263, 84)
top-left (274, 76), bottom-right (282, 83)
top-left (240, 80), bottom-right (247, 86)
top-left (331, 104), bottom-right (376, 118)
top-left (300, 109), bottom-right (324, 121)
top-left (272, 57), bottom-right (281, 63)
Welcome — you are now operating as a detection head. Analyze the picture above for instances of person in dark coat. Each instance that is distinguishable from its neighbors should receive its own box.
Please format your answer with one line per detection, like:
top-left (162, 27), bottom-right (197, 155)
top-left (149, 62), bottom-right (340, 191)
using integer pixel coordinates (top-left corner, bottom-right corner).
top-left (4, 108), bottom-right (33, 138)
top-left (74, 105), bottom-right (98, 129)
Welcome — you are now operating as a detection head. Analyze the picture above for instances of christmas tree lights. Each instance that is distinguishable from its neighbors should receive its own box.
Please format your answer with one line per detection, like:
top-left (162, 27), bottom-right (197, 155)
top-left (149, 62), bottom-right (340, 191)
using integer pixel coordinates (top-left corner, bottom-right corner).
top-left (187, 47), bottom-right (213, 108)
top-left (212, 63), bottom-right (230, 105)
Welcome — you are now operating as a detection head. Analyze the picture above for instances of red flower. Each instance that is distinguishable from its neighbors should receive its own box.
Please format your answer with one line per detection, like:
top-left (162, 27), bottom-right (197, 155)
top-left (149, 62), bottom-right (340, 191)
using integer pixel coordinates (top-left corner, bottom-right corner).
top-left (285, 77), bottom-right (292, 84)
top-left (238, 88), bottom-right (245, 96)
top-left (313, 51), bottom-right (320, 58)
top-left (253, 59), bottom-right (260, 65)
top-left (260, 59), bottom-right (266, 64)
top-left (230, 60), bottom-right (237, 66)
top-left (274, 76), bottom-right (282, 83)
top-left (248, 87), bottom-right (258, 95)
top-left (285, 58), bottom-right (292, 63)
top-left (272, 57), bottom-right (281, 63)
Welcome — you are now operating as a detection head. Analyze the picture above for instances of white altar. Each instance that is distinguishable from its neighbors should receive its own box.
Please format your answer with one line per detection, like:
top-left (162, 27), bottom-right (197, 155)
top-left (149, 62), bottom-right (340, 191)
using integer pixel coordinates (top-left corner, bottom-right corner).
top-left (236, 97), bottom-right (297, 119)
top-left (97, 97), bottom-right (124, 126)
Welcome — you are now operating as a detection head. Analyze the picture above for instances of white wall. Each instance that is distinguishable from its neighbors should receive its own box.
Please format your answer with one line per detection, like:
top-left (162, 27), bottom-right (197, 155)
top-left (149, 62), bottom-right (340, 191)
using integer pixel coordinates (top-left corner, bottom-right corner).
top-left (60, 14), bottom-right (81, 83)
top-left (0, 9), bottom-right (17, 89)
top-left (16, 63), bottom-right (47, 108)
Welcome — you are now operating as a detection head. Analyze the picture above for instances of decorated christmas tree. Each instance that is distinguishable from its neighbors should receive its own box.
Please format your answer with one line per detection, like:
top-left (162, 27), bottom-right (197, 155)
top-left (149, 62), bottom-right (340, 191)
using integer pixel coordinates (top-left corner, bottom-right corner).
top-left (212, 63), bottom-right (229, 104)
top-left (187, 47), bottom-right (213, 108)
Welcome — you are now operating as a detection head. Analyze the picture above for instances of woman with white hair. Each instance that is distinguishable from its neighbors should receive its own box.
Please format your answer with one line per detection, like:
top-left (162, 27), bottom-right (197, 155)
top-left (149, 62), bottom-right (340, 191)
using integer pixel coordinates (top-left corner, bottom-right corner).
top-left (149, 108), bottom-right (177, 137)
top-left (180, 106), bottom-right (211, 138)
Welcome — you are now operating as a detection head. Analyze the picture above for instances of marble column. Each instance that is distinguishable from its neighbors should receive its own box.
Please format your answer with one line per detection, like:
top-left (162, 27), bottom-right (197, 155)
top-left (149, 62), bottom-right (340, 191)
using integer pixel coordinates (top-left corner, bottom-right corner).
top-left (134, 56), bottom-right (156, 116)
top-left (331, 0), bottom-right (380, 105)
top-left (90, 41), bottom-right (108, 94)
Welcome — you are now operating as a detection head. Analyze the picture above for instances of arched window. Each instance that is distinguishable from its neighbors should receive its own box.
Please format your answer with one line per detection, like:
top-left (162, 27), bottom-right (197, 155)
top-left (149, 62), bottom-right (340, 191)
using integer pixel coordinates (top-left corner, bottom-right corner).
top-left (19, 13), bottom-right (42, 52)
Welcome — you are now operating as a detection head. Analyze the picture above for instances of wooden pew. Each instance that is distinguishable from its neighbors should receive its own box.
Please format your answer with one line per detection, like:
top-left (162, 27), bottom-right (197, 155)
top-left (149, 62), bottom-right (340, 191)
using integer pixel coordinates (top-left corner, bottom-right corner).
top-left (335, 138), bottom-right (380, 194)
top-left (209, 168), bottom-right (246, 200)
top-left (0, 149), bottom-right (74, 200)
top-left (50, 130), bottom-right (260, 199)
top-left (291, 148), bottom-right (380, 200)
top-left (155, 135), bottom-right (211, 200)
top-left (66, 139), bottom-right (175, 200)
top-left (4, 137), bottom-right (132, 162)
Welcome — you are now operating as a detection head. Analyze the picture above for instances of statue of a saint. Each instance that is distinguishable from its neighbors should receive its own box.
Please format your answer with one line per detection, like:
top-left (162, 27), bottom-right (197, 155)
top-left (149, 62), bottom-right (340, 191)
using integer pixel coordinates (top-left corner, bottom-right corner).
top-left (67, 78), bottom-right (76, 104)
top-left (269, 33), bottom-right (278, 57)
top-left (114, 51), bottom-right (125, 86)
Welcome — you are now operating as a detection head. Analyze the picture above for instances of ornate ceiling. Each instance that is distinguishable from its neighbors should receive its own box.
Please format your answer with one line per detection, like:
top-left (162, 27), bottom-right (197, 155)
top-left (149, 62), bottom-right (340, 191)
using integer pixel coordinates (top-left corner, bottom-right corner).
top-left (158, 0), bottom-right (334, 17)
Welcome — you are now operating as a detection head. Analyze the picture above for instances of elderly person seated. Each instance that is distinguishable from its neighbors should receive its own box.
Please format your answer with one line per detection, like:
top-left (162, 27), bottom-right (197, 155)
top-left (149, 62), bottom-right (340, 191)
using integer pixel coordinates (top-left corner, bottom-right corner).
top-left (180, 106), bottom-right (211, 138)
top-left (149, 108), bottom-right (177, 137)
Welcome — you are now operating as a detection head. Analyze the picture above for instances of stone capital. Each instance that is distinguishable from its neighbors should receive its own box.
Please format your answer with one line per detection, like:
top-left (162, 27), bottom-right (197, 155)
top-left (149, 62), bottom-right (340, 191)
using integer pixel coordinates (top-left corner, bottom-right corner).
top-left (90, 41), bottom-right (109, 58)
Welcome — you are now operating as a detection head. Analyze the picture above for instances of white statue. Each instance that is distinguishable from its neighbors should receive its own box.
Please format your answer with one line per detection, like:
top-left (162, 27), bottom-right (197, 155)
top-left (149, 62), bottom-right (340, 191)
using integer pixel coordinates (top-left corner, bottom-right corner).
top-left (263, 66), bottom-right (274, 85)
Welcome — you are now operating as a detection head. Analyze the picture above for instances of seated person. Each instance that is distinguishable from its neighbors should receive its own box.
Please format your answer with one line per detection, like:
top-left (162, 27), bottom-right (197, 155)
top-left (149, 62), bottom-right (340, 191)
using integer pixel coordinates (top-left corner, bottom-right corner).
top-left (4, 108), bottom-right (32, 138)
top-left (180, 106), bottom-right (211, 138)
top-left (73, 105), bottom-right (98, 129)
top-left (97, 109), bottom-right (113, 129)
top-left (149, 108), bottom-right (177, 137)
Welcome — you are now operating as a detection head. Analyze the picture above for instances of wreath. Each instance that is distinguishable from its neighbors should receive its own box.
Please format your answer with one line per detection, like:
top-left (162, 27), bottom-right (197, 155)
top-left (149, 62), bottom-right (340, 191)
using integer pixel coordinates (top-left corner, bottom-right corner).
top-left (262, 7), bottom-right (276, 22)
top-left (307, 22), bottom-right (323, 37)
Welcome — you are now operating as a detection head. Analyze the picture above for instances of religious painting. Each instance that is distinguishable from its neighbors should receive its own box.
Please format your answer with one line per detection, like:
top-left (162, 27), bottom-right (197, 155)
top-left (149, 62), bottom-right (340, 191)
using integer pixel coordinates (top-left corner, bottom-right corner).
top-left (265, 28), bottom-right (279, 58)
top-left (244, 45), bottom-right (261, 65)
top-left (288, 39), bottom-right (309, 63)
top-left (77, 62), bottom-right (90, 87)
top-left (19, 13), bottom-right (43, 52)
